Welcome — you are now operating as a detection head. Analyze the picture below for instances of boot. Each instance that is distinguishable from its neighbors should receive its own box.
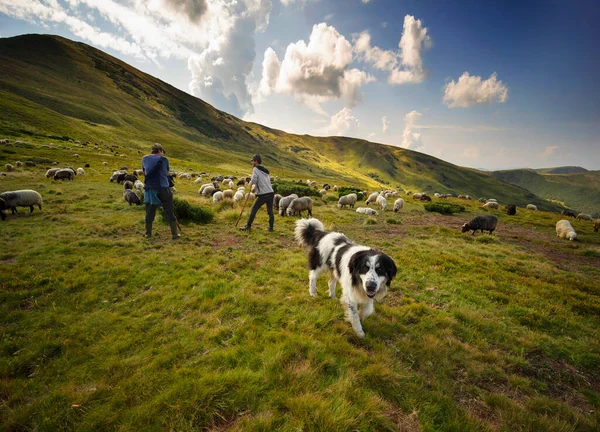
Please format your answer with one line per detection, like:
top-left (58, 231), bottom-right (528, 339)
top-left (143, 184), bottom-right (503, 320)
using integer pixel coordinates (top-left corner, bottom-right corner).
top-left (145, 222), bottom-right (152, 238)
top-left (169, 220), bottom-right (180, 239)
top-left (239, 225), bottom-right (251, 231)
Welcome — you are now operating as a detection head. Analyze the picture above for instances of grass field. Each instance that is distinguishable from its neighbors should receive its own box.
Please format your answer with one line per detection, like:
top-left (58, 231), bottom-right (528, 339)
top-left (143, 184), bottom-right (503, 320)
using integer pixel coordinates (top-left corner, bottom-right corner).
top-left (1, 142), bottom-right (599, 431)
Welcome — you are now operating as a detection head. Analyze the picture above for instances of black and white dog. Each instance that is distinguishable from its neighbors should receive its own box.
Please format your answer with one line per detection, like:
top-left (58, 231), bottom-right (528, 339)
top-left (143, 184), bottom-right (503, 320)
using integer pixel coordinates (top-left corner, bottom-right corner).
top-left (295, 218), bottom-right (397, 337)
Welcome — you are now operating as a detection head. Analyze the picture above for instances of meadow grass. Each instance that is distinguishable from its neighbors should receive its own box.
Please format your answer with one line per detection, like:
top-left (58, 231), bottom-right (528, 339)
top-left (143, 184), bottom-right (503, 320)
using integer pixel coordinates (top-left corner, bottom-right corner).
top-left (1, 143), bottom-right (599, 431)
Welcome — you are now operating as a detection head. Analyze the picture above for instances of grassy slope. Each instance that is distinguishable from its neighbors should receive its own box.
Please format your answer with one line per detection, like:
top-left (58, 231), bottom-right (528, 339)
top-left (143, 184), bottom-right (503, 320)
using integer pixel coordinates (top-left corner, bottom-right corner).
top-left (0, 34), bottom-right (563, 212)
top-left (535, 167), bottom-right (589, 175)
top-left (1, 144), bottom-right (599, 431)
top-left (491, 169), bottom-right (600, 216)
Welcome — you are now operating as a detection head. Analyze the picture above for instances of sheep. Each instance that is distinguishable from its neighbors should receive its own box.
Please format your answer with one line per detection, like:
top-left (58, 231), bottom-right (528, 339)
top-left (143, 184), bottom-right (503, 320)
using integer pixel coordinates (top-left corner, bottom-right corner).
top-left (123, 190), bottom-right (141, 206)
top-left (213, 191), bottom-right (225, 204)
top-left (505, 204), bottom-right (517, 216)
top-left (337, 193), bottom-right (357, 209)
top-left (45, 168), bottom-right (61, 178)
top-left (223, 189), bottom-right (234, 199)
top-left (77, 168), bottom-right (85, 175)
top-left (227, 180), bottom-right (234, 189)
top-left (434, 193), bottom-right (441, 198)
top-left (465, 195), bottom-right (472, 200)
top-left (0, 190), bottom-right (43, 220)
top-left (53, 169), bottom-right (75, 181)
top-left (120, 154), bottom-right (127, 158)
top-left (247, 192), bottom-right (256, 201)
top-left (198, 183), bottom-right (212, 194)
top-left (134, 180), bottom-right (144, 191)
top-left (482, 202), bottom-right (499, 209)
top-left (233, 190), bottom-right (245, 202)
top-left (279, 194), bottom-right (299, 216)
top-left (393, 198), bottom-right (404, 212)
top-left (594, 218), bottom-right (599, 233)
top-left (561, 210), bottom-right (577, 218)
top-left (333, 185), bottom-right (338, 192)
top-left (286, 197), bottom-right (313, 217)
top-left (133, 169), bottom-right (143, 176)
top-left (487, 199), bottom-right (498, 203)
top-left (194, 177), bottom-right (204, 184)
top-left (274, 194), bottom-right (283, 210)
top-left (376, 195), bottom-right (387, 211)
top-left (526, 204), bottom-right (537, 211)
top-left (123, 180), bottom-right (134, 190)
top-left (556, 220), bottom-right (577, 241)
top-left (102, 162), bottom-right (108, 166)
top-left (323, 184), bottom-right (330, 190)
top-left (73, 154), bottom-right (79, 158)
top-left (202, 185), bottom-right (216, 197)
top-left (319, 189), bottom-right (327, 195)
top-left (84, 164), bottom-right (90, 168)
top-left (15, 161), bottom-right (23, 167)
top-left (461, 215), bottom-right (498, 235)
top-left (406, 191), bottom-right (412, 196)
top-left (420, 194), bottom-right (432, 202)
top-left (116, 173), bottom-right (138, 184)
top-left (25, 161), bottom-right (36, 167)
top-left (365, 192), bottom-right (379, 205)
top-left (478, 197), bottom-right (487, 203)
top-left (356, 207), bottom-right (378, 216)
top-left (120, 166), bottom-right (129, 171)
top-left (412, 193), bottom-right (422, 200)
top-left (577, 213), bottom-right (593, 221)
top-left (109, 171), bottom-right (125, 182)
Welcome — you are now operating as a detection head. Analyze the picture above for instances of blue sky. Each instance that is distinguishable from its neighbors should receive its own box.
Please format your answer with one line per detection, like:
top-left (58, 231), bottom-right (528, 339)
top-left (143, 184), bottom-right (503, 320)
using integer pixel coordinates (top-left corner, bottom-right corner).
top-left (1, 0), bottom-right (599, 170)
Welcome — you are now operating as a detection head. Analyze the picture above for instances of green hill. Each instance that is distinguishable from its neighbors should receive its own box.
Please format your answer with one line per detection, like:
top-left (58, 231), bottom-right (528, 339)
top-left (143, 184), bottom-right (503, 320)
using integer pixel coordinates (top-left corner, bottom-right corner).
top-left (535, 166), bottom-right (589, 175)
top-left (491, 169), bottom-right (600, 216)
top-left (0, 34), bottom-right (562, 211)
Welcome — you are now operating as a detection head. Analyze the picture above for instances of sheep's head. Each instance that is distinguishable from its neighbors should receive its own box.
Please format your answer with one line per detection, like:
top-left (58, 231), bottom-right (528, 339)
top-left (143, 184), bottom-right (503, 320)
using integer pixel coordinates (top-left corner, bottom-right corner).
top-left (461, 223), bottom-right (470, 233)
top-left (568, 232), bottom-right (577, 241)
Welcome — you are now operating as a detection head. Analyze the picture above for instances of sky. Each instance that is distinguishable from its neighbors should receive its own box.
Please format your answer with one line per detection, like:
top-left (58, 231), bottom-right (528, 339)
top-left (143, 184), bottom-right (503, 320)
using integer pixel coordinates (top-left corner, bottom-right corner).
top-left (1, 0), bottom-right (599, 170)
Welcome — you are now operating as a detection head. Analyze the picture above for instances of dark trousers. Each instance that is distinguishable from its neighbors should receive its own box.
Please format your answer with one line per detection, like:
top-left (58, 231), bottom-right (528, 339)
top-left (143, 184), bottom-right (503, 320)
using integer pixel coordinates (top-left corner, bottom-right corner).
top-left (145, 187), bottom-right (176, 235)
top-left (246, 192), bottom-right (274, 228)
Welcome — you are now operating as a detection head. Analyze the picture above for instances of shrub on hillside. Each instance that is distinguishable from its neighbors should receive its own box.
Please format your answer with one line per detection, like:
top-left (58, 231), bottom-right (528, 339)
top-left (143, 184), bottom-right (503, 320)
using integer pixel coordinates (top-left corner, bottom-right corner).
top-left (424, 202), bottom-right (465, 215)
top-left (272, 180), bottom-right (320, 197)
top-left (161, 197), bottom-right (213, 224)
top-left (337, 186), bottom-right (364, 201)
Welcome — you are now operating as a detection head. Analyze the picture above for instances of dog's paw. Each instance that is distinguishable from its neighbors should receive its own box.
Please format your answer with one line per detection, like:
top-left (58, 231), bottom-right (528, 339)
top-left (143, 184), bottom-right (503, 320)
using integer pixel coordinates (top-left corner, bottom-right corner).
top-left (355, 330), bottom-right (365, 338)
top-left (309, 291), bottom-right (318, 297)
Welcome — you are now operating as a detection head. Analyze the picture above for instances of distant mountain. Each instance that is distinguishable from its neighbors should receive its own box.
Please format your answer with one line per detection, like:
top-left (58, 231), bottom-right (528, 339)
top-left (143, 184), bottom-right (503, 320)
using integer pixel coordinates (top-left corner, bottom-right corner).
top-left (491, 169), bottom-right (600, 215)
top-left (0, 34), bottom-right (564, 211)
top-left (534, 166), bottom-right (589, 175)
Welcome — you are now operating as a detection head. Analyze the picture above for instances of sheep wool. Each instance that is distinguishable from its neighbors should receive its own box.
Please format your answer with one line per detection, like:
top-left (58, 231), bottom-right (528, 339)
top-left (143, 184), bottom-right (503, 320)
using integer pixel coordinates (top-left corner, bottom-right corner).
top-left (556, 220), bottom-right (577, 241)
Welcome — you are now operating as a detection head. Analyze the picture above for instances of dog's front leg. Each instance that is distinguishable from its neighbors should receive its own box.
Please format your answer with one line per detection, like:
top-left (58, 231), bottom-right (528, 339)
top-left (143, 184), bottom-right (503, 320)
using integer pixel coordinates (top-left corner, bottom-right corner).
top-left (343, 299), bottom-right (365, 337)
top-left (359, 300), bottom-right (374, 321)
top-left (309, 269), bottom-right (318, 297)
top-left (328, 275), bottom-right (337, 298)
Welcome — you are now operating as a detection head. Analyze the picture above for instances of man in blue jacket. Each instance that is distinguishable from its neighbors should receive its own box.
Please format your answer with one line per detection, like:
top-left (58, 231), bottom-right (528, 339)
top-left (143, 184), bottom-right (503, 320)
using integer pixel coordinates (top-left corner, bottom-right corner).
top-left (240, 154), bottom-right (275, 231)
top-left (142, 143), bottom-right (180, 239)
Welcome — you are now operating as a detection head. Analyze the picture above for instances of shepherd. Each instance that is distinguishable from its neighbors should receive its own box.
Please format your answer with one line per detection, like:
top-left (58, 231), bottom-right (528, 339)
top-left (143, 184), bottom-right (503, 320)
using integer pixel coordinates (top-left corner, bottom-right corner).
top-left (142, 143), bottom-right (180, 239)
top-left (239, 154), bottom-right (275, 232)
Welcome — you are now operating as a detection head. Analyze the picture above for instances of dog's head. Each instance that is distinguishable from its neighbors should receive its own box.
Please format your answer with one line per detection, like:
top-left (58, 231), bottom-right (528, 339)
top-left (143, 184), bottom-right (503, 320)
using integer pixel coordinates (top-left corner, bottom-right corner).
top-left (349, 250), bottom-right (397, 299)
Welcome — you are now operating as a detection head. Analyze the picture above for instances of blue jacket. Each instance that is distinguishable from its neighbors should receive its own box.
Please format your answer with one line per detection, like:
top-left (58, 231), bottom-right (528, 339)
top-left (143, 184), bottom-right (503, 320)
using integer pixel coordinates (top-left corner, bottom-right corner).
top-left (142, 154), bottom-right (170, 188)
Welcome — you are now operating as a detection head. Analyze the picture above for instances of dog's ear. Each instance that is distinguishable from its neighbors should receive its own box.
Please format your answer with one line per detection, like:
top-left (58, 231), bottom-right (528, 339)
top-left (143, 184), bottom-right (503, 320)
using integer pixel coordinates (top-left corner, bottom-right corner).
top-left (380, 254), bottom-right (397, 288)
top-left (348, 251), bottom-right (368, 288)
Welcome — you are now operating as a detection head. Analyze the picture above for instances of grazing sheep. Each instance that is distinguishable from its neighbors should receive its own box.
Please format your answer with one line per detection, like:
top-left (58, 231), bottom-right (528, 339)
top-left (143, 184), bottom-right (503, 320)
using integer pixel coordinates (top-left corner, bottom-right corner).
top-left (120, 166), bottom-right (129, 171)
top-left (0, 190), bottom-right (43, 220)
top-left (376, 195), bottom-right (387, 211)
top-left (279, 194), bottom-right (299, 216)
top-left (365, 192), bottom-right (379, 205)
top-left (461, 215), bottom-right (498, 235)
top-left (323, 184), bottom-right (330, 190)
top-left (482, 201), bottom-right (499, 209)
top-left (458, 194), bottom-right (465, 199)
top-left (85, 163), bottom-right (90, 168)
top-left (286, 197), bottom-right (314, 217)
top-left (120, 154), bottom-right (127, 158)
top-left (223, 189), bottom-right (234, 199)
top-left (393, 198), bottom-right (404, 212)
top-left (434, 193), bottom-right (441, 198)
top-left (556, 220), bottom-right (577, 241)
top-left (577, 213), bottom-right (593, 221)
top-left (420, 194), bottom-right (432, 202)
top-left (123, 180), bottom-right (134, 190)
top-left (227, 180), bottom-right (234, 189)
top-left (109, 171), bottom-right (125, 182)
top-left (594, 218), bottom-right (599, 233)
top-left (5, 164), bottom-right (14, 172)
top-left (15, 161), bottom-right (23, 167)
top-left (465, 195), bottom-right (472, 200)
top-left (406, 191), bottom-right (412, 196)
top-left (25, 161), bottom-right (35, 167)
top-left (194, 177), bottom-right (204, 184)
top-left (247, 192), bottom-right (256, 201)
top-left (561, 210), bottom-right (577, 218)
top-left (505, 204), bottom-right (517, 216)
top-left (333, 185), bottom-right (338, 192)
top-left (487, 199), bottom-right (498, 203)
top-left (198, 183), bottom-right (213, 194)
top-left (526, 204), bottom-right (537, 211)
top-left (202, 185), bottom-right (216, 197)
top-left (319, 189), bottom-right (327, 195)
top-left (116, 173), bottom-right (138, 184)
top-left (233, 190), bottom-right (245, 202)
top-left (273, 194), bottom-right (283, 210)
top-left (356, 207), bottom-right (378, 216)
top-left (73, 154), bottom-right (79, 158)
top-left (123, 190), bottom-right (141, 206)
top-left (45, 168), bottom-right (61, 178)
top-left (133, 169), bottom-right (143, 176)
top-left (102, 162), bottom-right (108, 166)
top-left (53, 169), bottom-right (75, 181)
top-left (134, 180), bottom-right (144, 191)
top-left (478, 197), bottom-right (487, 203)
top-left (412, 193), bottom-right (422, 200)
top-left (77, 168), bottom-right (85, 175)
top-left (337, 193), bottom-right (357, 209)
top-left (213, 191), bottom-right (225, 204)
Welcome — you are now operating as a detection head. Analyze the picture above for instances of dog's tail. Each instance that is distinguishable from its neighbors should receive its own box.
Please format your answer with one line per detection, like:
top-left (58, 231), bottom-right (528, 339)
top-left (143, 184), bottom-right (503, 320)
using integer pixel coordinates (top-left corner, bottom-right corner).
top-left (294, 218), bottom-right (326, 248)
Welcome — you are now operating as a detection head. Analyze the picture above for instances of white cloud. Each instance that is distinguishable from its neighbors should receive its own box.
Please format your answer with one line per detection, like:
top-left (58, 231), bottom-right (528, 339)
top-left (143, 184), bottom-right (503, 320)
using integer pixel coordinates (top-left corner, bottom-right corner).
top-left (401, 110), bottom-right (423, 149)
top-left (1, 0), bottom-right (272, 117)
top-left (361, 0), bottom-right (371, 3)
top-left (539, 145), bottom-right (558, 157)
top-left (323, 107), bottom-right (360, 136)
top-left (382, 116), bottom-right (389, 133)
top-left (443, 72), bottom-right (509, 108)
top-left (280, 0), bottom-right (318, 8)
top-left (259, 22), bottom-right (374, 113)
top-left (354, 15), bottom-right (431, 85)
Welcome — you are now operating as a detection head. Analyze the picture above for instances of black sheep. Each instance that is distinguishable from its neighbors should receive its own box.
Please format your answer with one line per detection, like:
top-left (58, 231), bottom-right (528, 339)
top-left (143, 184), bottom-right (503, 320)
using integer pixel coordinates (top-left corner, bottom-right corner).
top-left (420, 194), bottom-right (432, 202)
top-left (505, 204), bottom-right (516, 216)
top-left (461, 215), bottom-right (498, 235)
top-left (561, 209), bottom-right (577, 218)
top-left (117, 173), bottom-right (138, 184)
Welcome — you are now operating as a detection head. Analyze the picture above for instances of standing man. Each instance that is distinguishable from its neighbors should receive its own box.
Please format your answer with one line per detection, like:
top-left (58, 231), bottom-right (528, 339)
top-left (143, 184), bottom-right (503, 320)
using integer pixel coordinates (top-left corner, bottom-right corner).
top-left (240, 154), bottom-right (275, 232)
top-left (142, 143), bottom-right (180, 240)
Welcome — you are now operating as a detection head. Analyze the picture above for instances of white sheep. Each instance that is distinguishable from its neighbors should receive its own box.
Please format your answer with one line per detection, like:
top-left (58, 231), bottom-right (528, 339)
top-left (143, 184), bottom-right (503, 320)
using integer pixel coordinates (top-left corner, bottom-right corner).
top-left (45, 168), bottom-right (60, 178)
top-left (337, 193), bottom-right (357, 209)
top-left (279, 194), bottom-right (299, 216)
top-left (77, 168), bottom-right (85, 175)
top-left (286, 197), bottom-right (313, 217)
top-left (223, 189), bottom-right (234, 199)
top-left (526, 204), bottom-right (537, 211)
top-left (102, 162), bottom-right (108, 166)
top-left (15, 161), bottom-right (23, 167)
top-left (133, 169), bottom-right (143, 176)
top-left (228, 180), bottom-right (234, 189)
top-left (4, 164), bottom-right (14, 172)
top-left (247, 192), bottom-right (256, 201)
top-left (434, 193), bottom-right (441, 198)
top-left (319, 189), bottom-right (327, 195)
top-left (202, 185), bottom-right (216, 197)
top-left (365, 192), bottom-right (379, 205)
top-left (198, 183), bottom-right (213, 194)
top-left (413, 193), bottom-right (423, 200)
top-left (393, 198), bottom-right (404, 212)
top-left (213, 191), bottom-right (225, 204)
top-left (576, 213), bottom-right (593, 221)
top-left (333, 185), bottom-right (338, 191)
top-left (233, 190), bottom-right (245, 202)
top-left (483, 202), bottom-right (499, 209)
top-left (120, 154), bottom-right (127, 158)
top-left (356, 207), bottom-right (378, 216)
top-left (74, 154), bottom-right (79, 158)
top-left (376, 195), bottom-right (387, 211)
top-left (134, 180), bottom-right (144, 191)
top-left (556, 220), bottom-right (577, 241)
top-left (487, 199), bottom-right (498, 203)
top-left (194, 177), bottom-right (204, 184)
top-left (0, 190), bottom-right (43, 220)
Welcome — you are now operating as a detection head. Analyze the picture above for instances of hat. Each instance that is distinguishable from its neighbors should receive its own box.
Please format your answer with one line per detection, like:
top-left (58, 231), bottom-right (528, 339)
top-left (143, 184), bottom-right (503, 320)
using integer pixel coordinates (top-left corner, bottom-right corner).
top-left (151, 143), bottom-right (165, 154)
top-left (251, 154), bottom-right (262, 164)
